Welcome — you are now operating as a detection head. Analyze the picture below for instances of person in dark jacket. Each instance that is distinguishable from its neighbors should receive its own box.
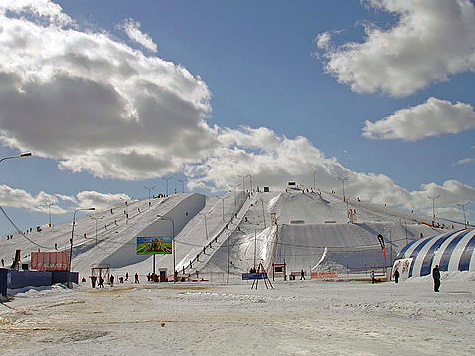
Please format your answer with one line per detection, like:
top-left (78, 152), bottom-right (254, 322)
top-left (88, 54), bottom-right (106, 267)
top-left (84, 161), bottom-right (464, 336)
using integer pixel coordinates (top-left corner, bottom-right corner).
top-left (394, 269), bottom-right (400, 283)
top-left (432, 265), bottom-right (440, 292)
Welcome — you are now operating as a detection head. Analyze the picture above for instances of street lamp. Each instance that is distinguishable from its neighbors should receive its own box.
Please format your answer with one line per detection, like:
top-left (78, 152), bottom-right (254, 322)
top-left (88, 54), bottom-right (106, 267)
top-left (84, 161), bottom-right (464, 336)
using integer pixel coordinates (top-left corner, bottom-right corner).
top-left (91, 216), bottom-right (104, 246)
top-left (456, 202), bottom-right (469, 229)
top-left (162, 176), bottom-right (172, 196)
top-left (428, 195), bottom-right (441, 223)
top-left (178, 179), bottom-right (187, 193)
top-left (337, 176), bottom-right (348, 201)
top-left (313, 169), bottom-right (317, 191)
top-left (260, 198), bottom-right (267, 228)
top-left (44, 201), bottom-right (54, 227)
top-left (157, 215), bottom-right (176, 282)
top-left (0, 152), bottom-right (32, 163)
top-left (144, 185), bottom-right (155, 208)
top-left (229, 183), bottom-right (240, 206)
top-left (219, 196), bottom-right (228, 221)
top-left (238, 174), bottom-right (248, 193)
top-left (68, 207), bottom-right (95, 288)
top-left (199, 210), bottom-right (212, 240)
top-left (337, 176), bottom-right (349, 221)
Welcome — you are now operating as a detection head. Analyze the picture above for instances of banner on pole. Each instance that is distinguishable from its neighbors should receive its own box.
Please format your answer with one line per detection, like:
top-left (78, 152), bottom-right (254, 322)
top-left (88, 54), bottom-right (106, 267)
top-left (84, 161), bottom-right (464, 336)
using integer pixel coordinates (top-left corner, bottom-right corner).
top-left (377, 234), bottom-right (386, 257)
top-left (136, 237), bottom-right (172, 255)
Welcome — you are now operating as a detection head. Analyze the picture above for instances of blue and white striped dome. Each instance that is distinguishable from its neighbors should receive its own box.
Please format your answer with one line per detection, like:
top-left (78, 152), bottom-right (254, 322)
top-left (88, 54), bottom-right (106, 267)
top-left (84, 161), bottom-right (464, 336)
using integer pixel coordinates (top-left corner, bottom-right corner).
top-left (394, 229), bottom-right (475, 278)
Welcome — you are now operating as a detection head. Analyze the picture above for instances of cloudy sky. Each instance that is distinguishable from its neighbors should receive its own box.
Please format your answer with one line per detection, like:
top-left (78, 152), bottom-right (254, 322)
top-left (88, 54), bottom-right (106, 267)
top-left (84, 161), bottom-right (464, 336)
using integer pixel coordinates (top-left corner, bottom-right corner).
top-left (0, 0), bottom-right (474, 234)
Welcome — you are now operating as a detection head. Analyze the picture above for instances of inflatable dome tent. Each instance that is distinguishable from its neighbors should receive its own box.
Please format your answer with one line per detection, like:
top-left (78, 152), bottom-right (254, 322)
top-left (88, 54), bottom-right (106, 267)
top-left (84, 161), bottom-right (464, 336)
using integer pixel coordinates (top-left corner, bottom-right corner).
top-left (393, 229), bottom-right (475, 279)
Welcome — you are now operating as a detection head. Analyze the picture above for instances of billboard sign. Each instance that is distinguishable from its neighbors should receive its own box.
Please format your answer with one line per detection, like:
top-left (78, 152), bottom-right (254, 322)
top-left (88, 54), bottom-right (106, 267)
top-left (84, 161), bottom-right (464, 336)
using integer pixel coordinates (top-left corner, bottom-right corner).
top-left (30, 251), bottom-right (69, 271)
top-left (136, 237), bottom-right (172, 255)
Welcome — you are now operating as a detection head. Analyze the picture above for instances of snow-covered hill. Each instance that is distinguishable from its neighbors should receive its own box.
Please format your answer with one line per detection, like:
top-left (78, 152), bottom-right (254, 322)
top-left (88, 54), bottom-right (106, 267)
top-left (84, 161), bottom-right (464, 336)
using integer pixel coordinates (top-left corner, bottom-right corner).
top-left (0, 188), bottom-right (461, 281)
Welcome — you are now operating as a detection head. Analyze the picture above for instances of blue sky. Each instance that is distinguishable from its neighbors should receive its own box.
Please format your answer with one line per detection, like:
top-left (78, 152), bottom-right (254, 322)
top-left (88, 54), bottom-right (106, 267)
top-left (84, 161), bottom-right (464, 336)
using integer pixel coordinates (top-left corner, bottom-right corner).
top-left (0, 0), bottom-right (474, 235)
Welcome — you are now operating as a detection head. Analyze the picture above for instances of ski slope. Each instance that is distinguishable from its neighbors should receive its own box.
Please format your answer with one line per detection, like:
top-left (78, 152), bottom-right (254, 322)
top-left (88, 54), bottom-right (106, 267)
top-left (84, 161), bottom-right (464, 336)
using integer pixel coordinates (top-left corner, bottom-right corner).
top-left (0, 188), bottom-right (462, 281)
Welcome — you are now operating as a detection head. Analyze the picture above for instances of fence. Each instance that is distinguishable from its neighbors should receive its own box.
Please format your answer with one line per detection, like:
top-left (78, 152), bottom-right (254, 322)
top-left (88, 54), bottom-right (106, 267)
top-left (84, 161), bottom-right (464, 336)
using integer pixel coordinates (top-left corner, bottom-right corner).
top-left (0, 268), bottom-right (79, 297)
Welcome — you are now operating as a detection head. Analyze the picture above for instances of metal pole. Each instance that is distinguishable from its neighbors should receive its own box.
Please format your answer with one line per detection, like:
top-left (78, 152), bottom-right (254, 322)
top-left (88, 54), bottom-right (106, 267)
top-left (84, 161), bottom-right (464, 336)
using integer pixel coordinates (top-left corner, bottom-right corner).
top-left (428, 195), bottom-right (441, 223)
top-left (238, 175), bottom-right (246, 193)
top-left (313, 170), bottom-right (316, 191)
top-left (68, 208), bottom-right (95, 288)
top-left (157, 215), bottom-right (175, 282)
top-left (338, 176), bottom-right (348, 200)
top-left (456, 202), bottom-right (469, 228)
top-left (254, 229), bottom-right (257, 269)
top-left (204, 214), bottom-right (208, 240)
top-left (163, 177), bottom-right (172, 196)
top-left (222, 197), bottom-right (225, 221)
top-left (178, 179), bottom-right (187, 193)
top-left (144, 185), bottom-right (155, 208)
top-left (261, 198), bottom-right (266, 228)
top-left (48, 203), bottom-right (53, 227)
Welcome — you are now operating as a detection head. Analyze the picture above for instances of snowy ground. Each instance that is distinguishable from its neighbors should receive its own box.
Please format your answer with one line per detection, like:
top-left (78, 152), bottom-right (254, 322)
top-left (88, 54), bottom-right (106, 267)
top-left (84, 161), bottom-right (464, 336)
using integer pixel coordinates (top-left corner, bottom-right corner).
top-left (1, 273), bottom-right (474, 356)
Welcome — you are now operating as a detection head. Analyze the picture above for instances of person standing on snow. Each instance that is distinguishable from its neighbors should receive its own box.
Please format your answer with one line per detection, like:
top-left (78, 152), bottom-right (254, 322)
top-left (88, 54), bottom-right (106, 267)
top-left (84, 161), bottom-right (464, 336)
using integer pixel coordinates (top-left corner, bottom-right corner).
top-left (300, 270), bottom-right (305, 280)
top-left (90, 275), bottom-right (97, 288)
top-left (134, 272), bottom-right (139, 283)
top-left (109, 274), bottom-right (114, 287)
top-left (394, 269), bottom-right (400, 283)
top-left (432, 265), bottom-right (441, 292)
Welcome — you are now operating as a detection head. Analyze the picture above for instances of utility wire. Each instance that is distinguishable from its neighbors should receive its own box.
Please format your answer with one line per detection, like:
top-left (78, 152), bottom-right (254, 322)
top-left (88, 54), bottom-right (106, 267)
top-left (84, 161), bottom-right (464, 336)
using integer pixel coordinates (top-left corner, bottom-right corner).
top-left (0, 205), bottom-right (54, 249)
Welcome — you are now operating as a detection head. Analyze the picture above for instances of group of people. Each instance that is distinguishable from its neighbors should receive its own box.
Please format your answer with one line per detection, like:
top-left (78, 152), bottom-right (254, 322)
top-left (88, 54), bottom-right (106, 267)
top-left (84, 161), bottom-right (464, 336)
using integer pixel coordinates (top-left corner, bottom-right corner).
top-left (391, 265), bottom-right (441, 292)
top-left (89, 272), bottom-right (140, 288)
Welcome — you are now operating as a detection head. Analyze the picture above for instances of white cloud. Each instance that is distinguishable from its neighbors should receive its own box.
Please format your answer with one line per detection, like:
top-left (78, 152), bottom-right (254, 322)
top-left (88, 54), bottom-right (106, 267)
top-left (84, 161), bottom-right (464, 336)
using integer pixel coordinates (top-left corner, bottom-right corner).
top-left (315, 31), bottom-right (333, 51)
top-left (456, 158), bottom-right (475, 165)
top-left (120, 18), bottom-right (158, 53)
top-left (317, 0), bottom-right (475, 97)
top-left (0, 1), bottom-right (217, 180)
top-left (0, 0), bottom-right (74, 27)
top-left (76, 191), bottom-right (130, 211)
top-left (183, 127), bottom-right (475, 219)
top-left (362, 97), bottom-right (475, 140)
top-left (0, 2), bottom-right (474, 223)
top-left (0, 185), bottom-right (130, 215)
top-left (0, 185), bottom-right (66, 213)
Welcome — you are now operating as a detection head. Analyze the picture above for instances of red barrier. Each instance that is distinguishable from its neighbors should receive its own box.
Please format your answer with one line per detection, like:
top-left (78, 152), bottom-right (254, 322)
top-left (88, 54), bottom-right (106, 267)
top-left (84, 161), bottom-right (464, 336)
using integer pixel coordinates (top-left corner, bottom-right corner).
top-left (311, 271), bottom-right (338, 279)
top-left (31, 251), bottom-right (69, 271)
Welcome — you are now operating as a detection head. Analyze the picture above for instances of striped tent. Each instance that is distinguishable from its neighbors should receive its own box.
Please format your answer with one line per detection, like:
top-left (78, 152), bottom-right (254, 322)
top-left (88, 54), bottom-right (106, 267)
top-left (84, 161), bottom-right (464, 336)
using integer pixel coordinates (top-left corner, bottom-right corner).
top-left (393, 229), bottom-right (475, 278)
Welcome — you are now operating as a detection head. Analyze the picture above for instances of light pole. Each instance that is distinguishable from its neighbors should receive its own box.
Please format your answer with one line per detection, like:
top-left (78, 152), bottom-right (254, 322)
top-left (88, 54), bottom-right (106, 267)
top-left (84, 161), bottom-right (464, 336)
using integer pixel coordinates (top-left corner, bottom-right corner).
top-left (260, 198), bottom-right (266, 228)
top-left (199, 211), bottom-right (212, 240)
top-left (337, 176), bottom-right (349, 221)
top-left (428, 195), bottom-right (441, 223)
top-left (229, 183), bottom-right (240, 206)
top-left (337, 176), bottom-right (348, 201)
top-left (313, 170), bottom-right (317, 191)
top-left (238, 174), bottom-right (247, 193)
top-left (456, 202), bottom-right (469, 229)
top-left (144, 185), bottom-right (155, 208)
top-left (44, 201), bottom-right (54, 227)
top-left (91, 216), bottom-right (104, 246)
top-left (162, 176), bottom-right (172, 196)
top-left (178, 179), bottom-right (187, 193)
top-left (68, 207), bottom-right (95, 288)
top-left (219, 196), bottom-right (227, 221)
top-left (157, 215), bottom-right (175, 282)
top-left (0, 152), bottom-right (32, 163)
